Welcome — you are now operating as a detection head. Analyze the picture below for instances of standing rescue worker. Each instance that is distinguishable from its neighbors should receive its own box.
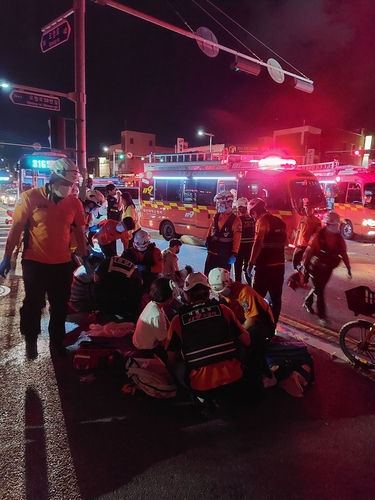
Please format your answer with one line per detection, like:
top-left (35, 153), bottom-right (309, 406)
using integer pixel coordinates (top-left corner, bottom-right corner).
top-left (234, 197), bottom-right (255, 284)
top-left (0, 158), bottom-right (88, 359)
top-left (292, 200), bottom-right (321, 270)
top-left (246, 198), bottom-right (287, 326)
top-left (106, 183), bottom-right (122, 221)
top-left (204, 191), bottom-right (242, 276)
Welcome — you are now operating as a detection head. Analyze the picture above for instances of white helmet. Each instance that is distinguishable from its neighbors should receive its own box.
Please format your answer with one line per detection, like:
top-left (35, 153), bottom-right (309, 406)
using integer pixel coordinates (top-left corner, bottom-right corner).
top-left (214, 191), bottom-right (234, 204)
top-left (249, 197), bottom-right (266, 213)
top-left (133, 229), bottom-right (151, 251)
top-left (50, 158), bottom-right (79, 183)
top-left (237, 197), bottom-right (248, 208)
top-left (183, 272), bottom-right (211, 291)
top-left (86, 189), bottom-right (105, 207)
top-left (208, 267), bottom-right (232, 293)
top-left (323, 211), bottom-right (340, 225)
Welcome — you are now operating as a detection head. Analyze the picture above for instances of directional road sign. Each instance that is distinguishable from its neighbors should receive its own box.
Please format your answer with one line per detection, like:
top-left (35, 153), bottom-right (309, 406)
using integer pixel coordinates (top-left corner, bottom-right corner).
top-left (10, 91), bottom-right (60, 111)
top-left (40, 19), bottom-right (71, 53)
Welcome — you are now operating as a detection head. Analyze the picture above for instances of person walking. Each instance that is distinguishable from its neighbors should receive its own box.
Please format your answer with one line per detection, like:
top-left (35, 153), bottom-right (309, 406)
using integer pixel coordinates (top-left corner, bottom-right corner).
top-left (234, 197), bottom-right (255, 284)
top-left (246, 198), bottom-right (287, 326)
top-left (161, 238), bottom-right (182, 275)
top-left (0, 158), bottom-right (88, 359)
top-left (106, 183), bottom-right (122, 221)
top-left (301, 211), bottom-right (352, 326)
top-left (204, 191), bottom-right (242, 276)
top-left (292, 200), bottom-right (321, 270)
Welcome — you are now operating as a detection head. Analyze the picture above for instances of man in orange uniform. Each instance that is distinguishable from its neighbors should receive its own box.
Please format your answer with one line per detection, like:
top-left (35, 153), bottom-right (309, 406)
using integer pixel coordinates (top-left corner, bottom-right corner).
top-left (247, 198), bottom-right (287, 326)
top-left (131, 229), bottom-right (163, 293)
top-left (292, 200), bottom-right (321, 270)
top-left (0, 158), bottom-right (88, 359)
top-left (90, 216), bottom-right (135, 257)
top-left (204, 191), bottom-right (242, 276)
top-left (165, 272), bottom-right (250, 406)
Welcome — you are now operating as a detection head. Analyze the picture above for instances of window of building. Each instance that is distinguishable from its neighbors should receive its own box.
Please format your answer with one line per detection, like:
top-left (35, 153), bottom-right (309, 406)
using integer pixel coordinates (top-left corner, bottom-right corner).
top-left (149, 140), bottom-right (153, 147)
top-left (130, 138), bottom-right (134, 144)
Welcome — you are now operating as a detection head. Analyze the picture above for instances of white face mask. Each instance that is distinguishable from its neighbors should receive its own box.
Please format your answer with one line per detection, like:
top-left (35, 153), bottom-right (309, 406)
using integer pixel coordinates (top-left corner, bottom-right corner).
top-left (54, 185), bottom-right (72, 198)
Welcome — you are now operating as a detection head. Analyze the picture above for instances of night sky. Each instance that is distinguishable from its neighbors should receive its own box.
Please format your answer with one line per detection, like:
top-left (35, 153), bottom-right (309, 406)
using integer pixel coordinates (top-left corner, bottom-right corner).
top-left (1, 0), bottom-right (375, 162)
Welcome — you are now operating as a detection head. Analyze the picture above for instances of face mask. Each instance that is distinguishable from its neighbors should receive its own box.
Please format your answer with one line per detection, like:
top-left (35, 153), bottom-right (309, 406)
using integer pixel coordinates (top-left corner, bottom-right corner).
top-left (54, 185), bottom-right (72, 198)
top-left (220, 286), bottom-right (231, 297)
top-left (175, 249), bottom-right (180, 255)
top-left (326, 224), bottom-right (340, 234)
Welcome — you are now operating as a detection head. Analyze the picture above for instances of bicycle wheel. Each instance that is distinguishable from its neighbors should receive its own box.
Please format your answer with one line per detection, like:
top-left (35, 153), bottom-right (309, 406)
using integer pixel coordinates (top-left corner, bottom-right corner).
top-left (339, 320), bottom-right (375, 369)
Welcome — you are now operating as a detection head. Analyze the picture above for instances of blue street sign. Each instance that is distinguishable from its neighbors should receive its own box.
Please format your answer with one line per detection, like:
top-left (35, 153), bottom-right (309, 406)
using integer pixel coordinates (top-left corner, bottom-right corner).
top-left (10, 91), bottom-right (60, 111)
top-left (40, 20), bottom-right (71, 53)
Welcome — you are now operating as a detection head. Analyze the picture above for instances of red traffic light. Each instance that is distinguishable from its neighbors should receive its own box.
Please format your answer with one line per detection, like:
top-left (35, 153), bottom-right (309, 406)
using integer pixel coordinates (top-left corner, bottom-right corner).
top-left (353, 149), bottom-right (361, 156)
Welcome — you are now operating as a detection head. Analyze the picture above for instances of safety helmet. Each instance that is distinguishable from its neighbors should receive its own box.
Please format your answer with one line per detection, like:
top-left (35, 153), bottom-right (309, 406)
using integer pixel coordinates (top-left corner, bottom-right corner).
top-left (214, 191), bottom-right (234, 204)
top-left (50, 158), bottom-right (79, 184)
top-left (323, 211), bottom-right (340, 225)
top-left (133, 229), bottom-right (151, 251)
top-left (237, 197), bottom-right (248, 208)
top-left (86, 189), bottom-right (105, 207)
top-left (208, 267), bottom-right (232, 293)
top-left (183, 272), bottom-right (211, 291)
top-left (248, 197), bottom-right (266, 213)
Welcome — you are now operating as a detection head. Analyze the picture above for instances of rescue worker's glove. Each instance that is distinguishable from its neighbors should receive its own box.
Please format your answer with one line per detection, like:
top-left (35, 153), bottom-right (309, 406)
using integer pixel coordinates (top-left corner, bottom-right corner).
top-left (347, 268), bottom-right (352, 279)
top-left (137, 264), bottom-right (147, 272)
top-left (246, 262), bottom-right (254, 278)
top-left (228, 254), bottom-right (236, 265)
top-left (89, 224), bottom-right (100, 233)
top-left (0, 255), bottom-right (11, 278)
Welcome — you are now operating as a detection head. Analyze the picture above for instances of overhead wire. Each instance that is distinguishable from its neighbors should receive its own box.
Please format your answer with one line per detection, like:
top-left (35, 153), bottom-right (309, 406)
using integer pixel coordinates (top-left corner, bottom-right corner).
top-left (203, 0), bottom-right (308, 79)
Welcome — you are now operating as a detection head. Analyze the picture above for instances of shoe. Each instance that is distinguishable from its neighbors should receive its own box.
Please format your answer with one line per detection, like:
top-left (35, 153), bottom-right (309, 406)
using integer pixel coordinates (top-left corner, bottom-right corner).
top-left (26, 339), bottom-right (38, 360)
top-left (318, 318), bottom-right (329, 328)
top-left (302, 302), bottom-right (315, 314)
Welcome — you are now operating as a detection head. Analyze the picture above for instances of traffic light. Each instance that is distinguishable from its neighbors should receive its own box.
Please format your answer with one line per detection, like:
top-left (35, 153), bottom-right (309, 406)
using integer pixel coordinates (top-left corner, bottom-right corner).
top-left (353, 149), bottom-right (361, 156)
top-left (118, 152), bottom-right (125, 160)
top-left (230, 55), bottom-right (261, 76)
top-left (48, 116), bottom-right (66, 150)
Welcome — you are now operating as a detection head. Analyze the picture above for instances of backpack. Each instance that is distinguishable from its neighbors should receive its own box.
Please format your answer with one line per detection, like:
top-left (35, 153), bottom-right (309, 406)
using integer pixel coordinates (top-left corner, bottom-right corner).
top-left (125, 357), bottom-right (177, 399)
top-left (72, 340), bottom-right (117, 371)
top-left (264, 341), bottom-right (314, 385)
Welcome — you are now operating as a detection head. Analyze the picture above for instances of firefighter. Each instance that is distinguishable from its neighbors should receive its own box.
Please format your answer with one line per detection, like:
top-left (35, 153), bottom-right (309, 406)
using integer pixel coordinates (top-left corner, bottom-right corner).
top-left (292, 200), bottom-right (321, 270)
top-left (204, 191), bottom-right (242, 276)
top-left (234, 197), bottom-right (255, 284)
top-left (131, 229), bottom-right (163, 293)
top-left (246, 198), bottom-right (287, 326)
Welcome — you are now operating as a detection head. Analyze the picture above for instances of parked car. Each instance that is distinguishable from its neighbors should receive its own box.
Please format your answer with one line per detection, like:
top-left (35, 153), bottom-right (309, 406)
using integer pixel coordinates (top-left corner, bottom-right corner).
top-left (2, 189), bottom-right (18, 206)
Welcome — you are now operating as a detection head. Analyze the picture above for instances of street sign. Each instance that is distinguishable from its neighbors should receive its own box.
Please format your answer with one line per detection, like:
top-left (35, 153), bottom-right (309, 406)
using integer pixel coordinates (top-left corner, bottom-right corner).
top-left (40, 19), bottom-right (71, 53)
top-left (10, 91), bottom-right (60, 111)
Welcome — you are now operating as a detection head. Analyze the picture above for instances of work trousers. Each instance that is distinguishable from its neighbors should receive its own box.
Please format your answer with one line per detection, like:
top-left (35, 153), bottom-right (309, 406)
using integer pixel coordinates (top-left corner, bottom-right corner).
top-left (20, 260), bottom-right (73, 345)
top-left (304, 266), bottom-right (333, 319)
top-left (234, 243), bottom-right (253, 284)
top-left (252, 264), bottom-right (285, 325)
top-left (204, 253), bottom-right (230, 276)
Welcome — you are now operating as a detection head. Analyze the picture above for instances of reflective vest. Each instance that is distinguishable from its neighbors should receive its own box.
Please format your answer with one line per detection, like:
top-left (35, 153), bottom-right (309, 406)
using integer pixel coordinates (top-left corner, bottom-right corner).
top-left (239, 213), bottom-right (255, 245)
top-left (256, 213), bottom-right (286, 266)
top-left (208, 213), bottom-right (236, 258)
top-left (179, 300), bottom-right (238, 370)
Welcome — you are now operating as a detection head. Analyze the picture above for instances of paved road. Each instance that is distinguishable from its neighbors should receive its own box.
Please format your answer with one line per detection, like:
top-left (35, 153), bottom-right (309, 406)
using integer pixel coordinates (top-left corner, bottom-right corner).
top-left (1, 207), bottom-right (375, 499)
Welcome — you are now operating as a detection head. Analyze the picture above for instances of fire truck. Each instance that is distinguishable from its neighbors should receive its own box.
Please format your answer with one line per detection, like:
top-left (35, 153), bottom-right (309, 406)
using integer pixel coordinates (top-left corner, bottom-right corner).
top-left (300, 162), bottom-right (375, 239)
top-left (140, 151), bottom-right (326, 243)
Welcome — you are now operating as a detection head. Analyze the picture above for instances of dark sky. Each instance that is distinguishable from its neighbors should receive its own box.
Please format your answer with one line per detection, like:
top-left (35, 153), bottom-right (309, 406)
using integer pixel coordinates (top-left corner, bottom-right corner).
top-left (1, 0), bottom-right (375, 161)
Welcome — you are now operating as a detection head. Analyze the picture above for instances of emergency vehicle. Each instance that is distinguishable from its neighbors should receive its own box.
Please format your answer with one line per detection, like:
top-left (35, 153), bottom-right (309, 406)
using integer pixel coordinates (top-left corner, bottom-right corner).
top-left (299, 162), bottom-right (375, 239)
top-left (140, 151), bottom-right (326, 244)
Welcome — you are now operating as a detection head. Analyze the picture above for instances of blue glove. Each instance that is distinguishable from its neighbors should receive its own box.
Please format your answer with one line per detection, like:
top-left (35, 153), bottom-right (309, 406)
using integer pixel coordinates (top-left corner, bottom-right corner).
top-left (89, 224), bottom-right (100, 233)
top-left (246, 262), bottom-right (254, 278)
top-left (0, 255), bottom-right (11, 278)
top-left (228, 254), bottom-right (236, 265)
top-left (137, 264), bottom-right (146, 272)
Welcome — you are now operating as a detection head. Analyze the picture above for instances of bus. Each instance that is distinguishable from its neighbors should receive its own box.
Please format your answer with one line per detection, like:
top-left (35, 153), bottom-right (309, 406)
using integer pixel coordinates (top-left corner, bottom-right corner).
top-left (303, 163), bottom-right (375, 239)
top-left (139, 152), bottom-right (327, 244)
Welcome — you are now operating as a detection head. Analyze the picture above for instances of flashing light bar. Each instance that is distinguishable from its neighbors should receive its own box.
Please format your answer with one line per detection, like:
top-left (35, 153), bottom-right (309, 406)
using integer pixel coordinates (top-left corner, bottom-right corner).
top-left (258, 156), bottom-right (296, 168)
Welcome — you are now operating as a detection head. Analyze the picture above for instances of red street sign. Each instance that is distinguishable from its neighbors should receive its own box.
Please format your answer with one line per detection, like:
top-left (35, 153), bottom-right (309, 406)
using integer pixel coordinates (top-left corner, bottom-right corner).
top-left (10, 91), bottom-right (60, 111)
top-left (40, 20), bottom-right (71, 53)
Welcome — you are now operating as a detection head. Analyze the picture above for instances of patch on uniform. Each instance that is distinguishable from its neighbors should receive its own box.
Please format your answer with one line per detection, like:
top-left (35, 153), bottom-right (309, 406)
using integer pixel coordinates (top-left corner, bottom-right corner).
top-left (241, 300), bottom-right (249, 312)
top-left (16, 198), bottom-right (23, 206)
top-left (105, 223), bottom-right (111, 231)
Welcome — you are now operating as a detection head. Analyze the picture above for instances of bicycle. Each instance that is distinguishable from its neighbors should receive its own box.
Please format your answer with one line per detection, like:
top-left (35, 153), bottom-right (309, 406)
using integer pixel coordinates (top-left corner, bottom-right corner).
top-left (339, 286), bottom-right (375, 369)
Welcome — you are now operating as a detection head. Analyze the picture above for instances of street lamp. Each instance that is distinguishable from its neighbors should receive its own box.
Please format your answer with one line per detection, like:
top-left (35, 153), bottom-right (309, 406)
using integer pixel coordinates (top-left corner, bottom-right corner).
top-left (198, 129), bottom-right (214, 153)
